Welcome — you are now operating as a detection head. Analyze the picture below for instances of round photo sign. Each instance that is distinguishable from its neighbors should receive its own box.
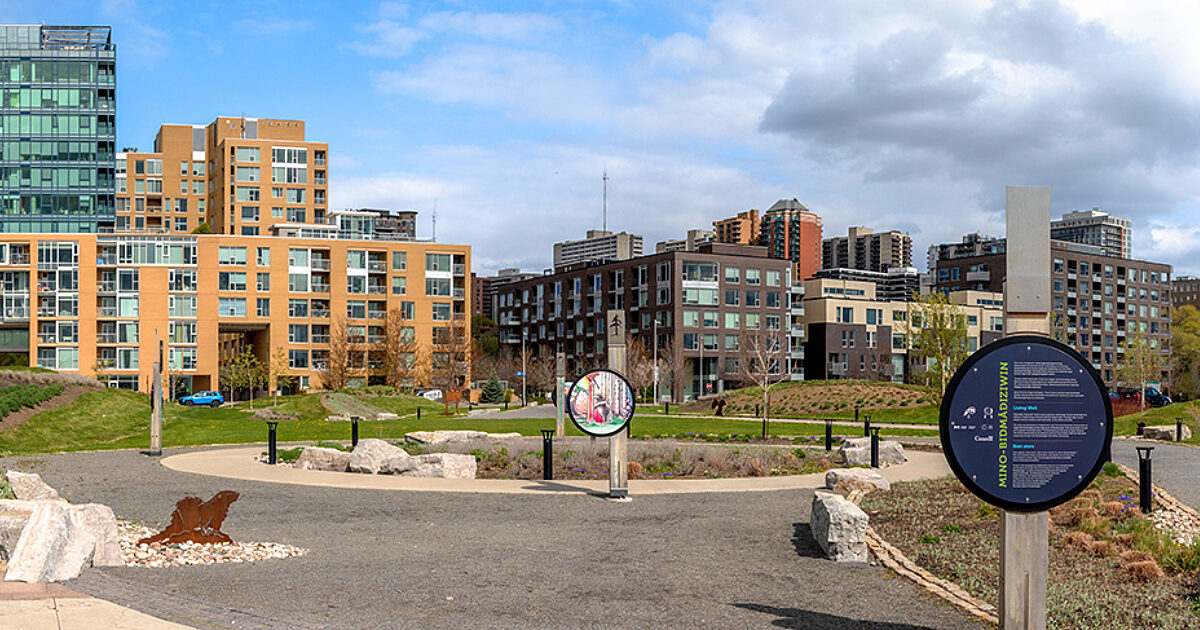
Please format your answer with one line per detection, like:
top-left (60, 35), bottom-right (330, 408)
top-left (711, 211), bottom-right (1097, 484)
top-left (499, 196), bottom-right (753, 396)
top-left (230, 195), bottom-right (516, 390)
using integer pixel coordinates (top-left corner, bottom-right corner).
top-left (566, 369), bottom-right (635, 437)
top-left (940, 335), bottom-right (1112, 512)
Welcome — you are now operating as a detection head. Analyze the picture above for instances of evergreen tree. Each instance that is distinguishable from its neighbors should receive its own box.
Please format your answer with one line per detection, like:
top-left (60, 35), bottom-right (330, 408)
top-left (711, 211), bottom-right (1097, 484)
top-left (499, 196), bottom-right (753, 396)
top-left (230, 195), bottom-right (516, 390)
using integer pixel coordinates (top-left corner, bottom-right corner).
top-left (481, 374), bottom-right (505, 403)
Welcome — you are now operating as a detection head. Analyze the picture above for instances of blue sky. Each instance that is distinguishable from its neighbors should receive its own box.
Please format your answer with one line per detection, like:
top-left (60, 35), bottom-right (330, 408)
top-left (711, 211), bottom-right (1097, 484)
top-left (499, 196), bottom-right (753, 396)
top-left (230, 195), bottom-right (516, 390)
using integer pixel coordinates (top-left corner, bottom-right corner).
top-left (15, 1), bottom-right (1200, 276)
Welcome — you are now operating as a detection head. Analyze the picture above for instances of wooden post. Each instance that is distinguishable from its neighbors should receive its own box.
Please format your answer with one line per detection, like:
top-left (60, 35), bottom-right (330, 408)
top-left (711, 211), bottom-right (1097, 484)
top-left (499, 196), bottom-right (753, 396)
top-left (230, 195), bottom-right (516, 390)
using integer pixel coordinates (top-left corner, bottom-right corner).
top-left (150, 338), bottom-right (163, 456)
top-left (1001, 185), bottom-right (1050, 629)
top-left (607, 310), bottom-right (628, 499)
top-left (556, 352), bottom-right (565, 437)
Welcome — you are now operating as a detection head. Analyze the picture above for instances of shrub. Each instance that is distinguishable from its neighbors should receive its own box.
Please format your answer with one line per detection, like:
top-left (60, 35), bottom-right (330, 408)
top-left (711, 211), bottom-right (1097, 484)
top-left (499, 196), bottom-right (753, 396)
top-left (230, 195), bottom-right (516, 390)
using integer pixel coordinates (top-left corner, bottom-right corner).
top-left (918, 534), bottom-right (941, 544)
top-left (1121, 560), bottom-right (1164, 582)
top-left (1062, 531), bottom-right (1094, 551)
top-left (1090, 540), bottom-right (1112, 556)
top-left (1101, 461), bottom-right (1121, 476)
top-left (0, 384), bottom-right (65, 421)
top-left (627, 461), bottom-right (644, 479)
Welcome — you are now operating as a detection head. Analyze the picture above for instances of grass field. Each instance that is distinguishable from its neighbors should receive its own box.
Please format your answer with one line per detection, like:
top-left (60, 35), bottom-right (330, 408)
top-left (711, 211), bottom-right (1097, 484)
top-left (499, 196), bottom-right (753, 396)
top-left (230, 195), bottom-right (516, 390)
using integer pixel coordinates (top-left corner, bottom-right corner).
top-left (0, 387), bottom-right (937, 456)
top-left (1114, 401), bottom-right (1200, 444)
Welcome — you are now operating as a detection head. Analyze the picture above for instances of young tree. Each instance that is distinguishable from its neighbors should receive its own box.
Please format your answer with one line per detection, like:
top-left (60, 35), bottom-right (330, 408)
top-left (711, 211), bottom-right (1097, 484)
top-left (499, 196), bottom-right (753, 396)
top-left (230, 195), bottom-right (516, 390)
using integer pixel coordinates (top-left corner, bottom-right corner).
top-left (902, 291), bottom-right (969, 404)
top-left (225, 347), bottom-right (267, 407)
top-left (623, 333), bottom-right (655, 401)
top-left (91, 358), bottom-right (114, 384)
top-left (480, 374), bottom-right (505, 403)
top-left (324, 315), bottom-right (352, 391)
top-left (269, 347), bottom-right (297, 405)
top-left (430, 321), bottom-right (471, 412)
top-left (1171, 305), bottom-right (1200, 400)
top-left (380, 307), bottom-right (418, 391)
top-left (1117, 329), bottom-right (1168, 411)
top-left (526, 352), bottom-right (557, 399)
top-left (661, 338), bottom-right (693, 403)
top-left (737, 329), bottom-right (789, 438)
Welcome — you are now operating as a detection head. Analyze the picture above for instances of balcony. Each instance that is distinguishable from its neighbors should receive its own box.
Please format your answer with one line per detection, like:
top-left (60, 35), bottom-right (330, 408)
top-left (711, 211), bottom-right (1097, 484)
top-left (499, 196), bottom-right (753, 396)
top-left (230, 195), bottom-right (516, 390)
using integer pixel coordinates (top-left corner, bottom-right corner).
top-left (311, 282), bottom-right (331, 293)
top-left (453, 312), bottom-right (466, 321)
top-left (97, 281), bottom-right (115, 293)
top-left (37, 333), bottom-right (56, 343)
top-left (367, 261), bottom-right (386, 273)
top-left (36, 307), bottom-right (56, 318)
top-left (311, 258), bottom-right (331, 271)
top-left (312, 361), bottom-right (328, 371)
top-left (312, 334), bottom-right (330, 344)
top-left (311, 308), bottom-right (330, 319)
top-left (96, 255), bottom-right (116, 266)
top-left (368, 335), bottom-right (385, 344)
top-left (99, 307), bottom-right (117, 317)
top-left (0, 308), bottom-right (29, 321)
top-left (452, 264), bottom-right (465, 276)
top-left (367, 286), bottom-right (386, 295)
top-left (6, 253), bottom-right (30, 266)
top-left (97, 333), bottom-right (117, 343)
top-left (367, 311), bottom-right (386, 320)
top-left (829, 362), bottom-right (847, 376)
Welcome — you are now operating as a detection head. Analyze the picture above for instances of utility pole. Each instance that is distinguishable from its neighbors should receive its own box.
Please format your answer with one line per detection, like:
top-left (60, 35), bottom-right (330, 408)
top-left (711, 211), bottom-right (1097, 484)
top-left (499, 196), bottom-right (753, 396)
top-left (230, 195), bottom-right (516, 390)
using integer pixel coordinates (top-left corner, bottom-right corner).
top-left (602, 166), bottom-right (609, 232)
top-left (1001, 185), bottom-right (1051, 630)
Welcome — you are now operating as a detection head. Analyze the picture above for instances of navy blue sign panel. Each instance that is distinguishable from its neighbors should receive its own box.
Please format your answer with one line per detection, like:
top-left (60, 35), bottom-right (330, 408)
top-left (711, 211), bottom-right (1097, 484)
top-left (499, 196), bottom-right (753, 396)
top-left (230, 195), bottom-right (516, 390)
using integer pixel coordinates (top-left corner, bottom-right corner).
top-left (940, 335), bottom-right (1113, 512)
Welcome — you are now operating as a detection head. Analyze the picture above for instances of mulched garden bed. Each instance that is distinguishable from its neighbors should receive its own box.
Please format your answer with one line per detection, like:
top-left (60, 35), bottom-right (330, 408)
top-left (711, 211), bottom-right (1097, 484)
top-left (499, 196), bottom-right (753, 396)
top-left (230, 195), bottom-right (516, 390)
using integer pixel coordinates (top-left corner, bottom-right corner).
top-left (861, 473), bottom-right (1200, 629)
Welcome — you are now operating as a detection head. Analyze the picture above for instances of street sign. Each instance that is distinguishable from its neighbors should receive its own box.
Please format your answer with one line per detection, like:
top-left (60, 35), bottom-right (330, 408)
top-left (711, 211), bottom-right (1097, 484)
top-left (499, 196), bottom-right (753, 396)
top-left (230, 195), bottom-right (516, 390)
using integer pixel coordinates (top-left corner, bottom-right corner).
top-left (567, 369), bottom-right (635, 437)
top-left (514, 372), bottom-right (525, 377)
top-left (940, 335), bottom-right (1112, 512)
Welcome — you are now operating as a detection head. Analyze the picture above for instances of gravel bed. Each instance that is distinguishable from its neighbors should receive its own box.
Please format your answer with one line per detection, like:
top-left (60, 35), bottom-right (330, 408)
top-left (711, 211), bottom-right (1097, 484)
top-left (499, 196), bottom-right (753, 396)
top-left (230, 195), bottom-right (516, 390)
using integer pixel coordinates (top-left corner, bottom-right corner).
top-left (118, 520), bottom-right (307, 569)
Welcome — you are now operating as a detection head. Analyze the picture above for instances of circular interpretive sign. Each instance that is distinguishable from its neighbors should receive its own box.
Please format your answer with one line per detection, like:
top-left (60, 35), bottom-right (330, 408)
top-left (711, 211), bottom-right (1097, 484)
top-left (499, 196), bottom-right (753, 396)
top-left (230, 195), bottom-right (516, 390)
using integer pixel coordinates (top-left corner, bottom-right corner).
top-left (940, 335), bottom-right (1112, 512)
top-left (566, 369), bottom-right (635, 437)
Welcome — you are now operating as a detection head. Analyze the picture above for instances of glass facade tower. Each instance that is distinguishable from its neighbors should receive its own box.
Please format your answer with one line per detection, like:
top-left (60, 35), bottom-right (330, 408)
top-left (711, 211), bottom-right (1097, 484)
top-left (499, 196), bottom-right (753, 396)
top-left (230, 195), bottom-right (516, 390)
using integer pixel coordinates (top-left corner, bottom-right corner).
top-left (0, 25), bottom-right (115, 233)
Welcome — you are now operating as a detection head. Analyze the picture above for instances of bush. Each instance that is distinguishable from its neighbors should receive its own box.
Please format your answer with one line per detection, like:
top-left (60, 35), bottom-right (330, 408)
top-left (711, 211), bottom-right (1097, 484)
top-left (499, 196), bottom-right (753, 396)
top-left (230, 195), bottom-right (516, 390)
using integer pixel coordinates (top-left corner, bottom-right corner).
top-left (0, 384), bottom-right (65, 421)
top-left (481, 375), bottom-right (505, 404)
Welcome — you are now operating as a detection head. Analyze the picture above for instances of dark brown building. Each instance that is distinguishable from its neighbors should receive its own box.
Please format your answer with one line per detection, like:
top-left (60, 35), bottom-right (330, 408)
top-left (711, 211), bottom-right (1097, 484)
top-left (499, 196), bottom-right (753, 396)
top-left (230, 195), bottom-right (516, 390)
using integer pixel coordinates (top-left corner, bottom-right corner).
top-left (935, 242), bottom-right (1171, 386)
top-left (1172, 276), bottom-right (1200, 310)
top-left (496, 243), bottom-right (802, 400)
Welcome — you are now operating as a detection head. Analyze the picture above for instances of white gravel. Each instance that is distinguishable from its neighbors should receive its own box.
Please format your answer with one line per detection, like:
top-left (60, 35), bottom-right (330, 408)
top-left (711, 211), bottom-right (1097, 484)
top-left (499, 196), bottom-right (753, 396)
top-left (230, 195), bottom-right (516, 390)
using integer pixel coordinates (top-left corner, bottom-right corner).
top-left (118, 520), bottom-right (307, 569)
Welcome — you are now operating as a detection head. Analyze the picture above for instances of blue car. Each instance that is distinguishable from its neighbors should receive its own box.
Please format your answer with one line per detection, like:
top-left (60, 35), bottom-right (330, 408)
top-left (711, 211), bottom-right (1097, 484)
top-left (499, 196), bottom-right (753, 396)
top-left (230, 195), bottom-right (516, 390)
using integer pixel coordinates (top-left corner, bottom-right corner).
top-left (178, 391), bottom-right (224, 407)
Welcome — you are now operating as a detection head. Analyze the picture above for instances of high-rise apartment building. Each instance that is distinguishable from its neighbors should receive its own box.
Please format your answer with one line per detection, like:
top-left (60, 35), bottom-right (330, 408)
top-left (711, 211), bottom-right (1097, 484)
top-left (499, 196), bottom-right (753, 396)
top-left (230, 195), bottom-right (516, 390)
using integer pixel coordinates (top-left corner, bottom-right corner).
top-left (713, 209), bottom-right (759, 245)
top-left (116, 118), bottom-right (327, 236)
top-left (552, 230), bottom-right (642, 270)
top-left (1051, 209), bottom-right (1132, 259)
top-left (926, 232), bottom-right (999, 271)
top-left (0, 25), bottom-right (116, 233)
top-left (821, 226), bottom-right (912, 272)
top-left (655, 228), bottom-right (714, 253)
top-left (757, 199), bottom-right (822, 281)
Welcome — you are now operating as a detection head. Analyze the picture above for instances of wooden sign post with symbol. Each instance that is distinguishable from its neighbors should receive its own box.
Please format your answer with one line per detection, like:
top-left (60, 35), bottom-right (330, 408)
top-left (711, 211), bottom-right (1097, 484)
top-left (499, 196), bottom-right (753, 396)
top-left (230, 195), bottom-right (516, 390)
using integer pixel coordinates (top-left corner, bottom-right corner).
top-left (606, 310), bottom-right (629, 499)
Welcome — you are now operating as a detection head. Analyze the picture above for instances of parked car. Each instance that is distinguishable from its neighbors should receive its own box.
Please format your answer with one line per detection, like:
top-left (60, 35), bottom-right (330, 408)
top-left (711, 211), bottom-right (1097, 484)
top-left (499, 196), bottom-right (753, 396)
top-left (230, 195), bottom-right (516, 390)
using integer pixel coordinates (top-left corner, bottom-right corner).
top-left (1118, 387), bottom-right (1172, 408)
top-left (178, 391), bottom-right (224, 407)
top-left (418, 389), bottom-right (443, 401)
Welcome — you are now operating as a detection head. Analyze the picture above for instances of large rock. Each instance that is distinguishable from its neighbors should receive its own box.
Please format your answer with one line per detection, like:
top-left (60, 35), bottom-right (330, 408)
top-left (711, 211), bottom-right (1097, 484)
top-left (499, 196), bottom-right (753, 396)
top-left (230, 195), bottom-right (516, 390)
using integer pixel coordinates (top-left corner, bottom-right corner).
top-left (1143, 425), bottom-right (1192, 442)
top-left (5, 471), bottom-right (60, 502)
top-left (825, 468), bottom-right (891, 494)
top-left (405, 430), bottom-right (523, 444)
top-left (71, 504), bottom-right (122, 567)
top-left (295, 446), bottom-right (351, 472)
top-left (0, 506), bottom-right (32, 562)
top-left (838, 437), bottom-right (906, 467)
top-left (347, 439), bottom-right (414, 475)
top-left (5, 501), bottom-right (95, 582)
top-left (810, 491), bottom-right (869, 563)
top-left (408, 453), bottom-right (477, 479)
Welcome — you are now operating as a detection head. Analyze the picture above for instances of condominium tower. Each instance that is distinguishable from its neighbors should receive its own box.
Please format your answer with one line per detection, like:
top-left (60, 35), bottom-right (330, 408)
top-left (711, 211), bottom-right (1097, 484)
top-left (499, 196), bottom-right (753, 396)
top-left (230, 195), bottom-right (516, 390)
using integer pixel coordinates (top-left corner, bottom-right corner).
top-left (822, 226), bottom-right (912, 272)
top-left (1051, 209), bottom-right (1132, 259)
top-left (552, 230), bottom-right (643, 270)
top-left (758, 199), bottom-right (822, 281)
top-left (0, 25), bottom-right (117, 233)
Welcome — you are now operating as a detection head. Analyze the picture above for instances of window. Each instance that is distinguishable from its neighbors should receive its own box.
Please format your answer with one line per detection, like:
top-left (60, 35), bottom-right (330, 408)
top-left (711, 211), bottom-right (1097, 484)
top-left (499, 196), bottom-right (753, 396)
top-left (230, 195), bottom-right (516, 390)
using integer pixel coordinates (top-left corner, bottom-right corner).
top-left (272, 188), bottom-right (284, 199)
top-left (289, 248), bottom-right (309, 267)
top-left (766, 270), bottom-right (781, 287)
top-left (235, 147), bottom-right (260, 163)
top-left (392, 276), bottom-right (407, 295)
top-left (765, 292), bottom-right (780, 308)
top-left (426, 277), bottom-right (451, 296)
top-left (256, 273), bottom-right (270, 291)
top-left (169, 295), bottom-right (197, 317)
top-left (745, 269), bottom-right (761, 285)
top-left (236, 166), bottom-right (260, 183)
top-left (347, 251), bottom-right (366, 270)
top-left (745, 313), bottom-right (760, 329)
top-left (425, 253), bottom-right (452, 271)
top-left (272, 166), bottom-right (307, 184)
top-left (170, 347), bottom-right (197, 371)
top-left (256, 298), bottom-right (270, 317)
top-left (146, 178), bottom-right (162, 193)
top-left (836, 307), bottom-right (854, 324)
top-left (682, 288), bottom-right (718, 305)
top-left (192, 161), bottom-right (205, 176)
top-left (703, 311), bottom-right (719, 328)
top-left (288, 349), bottom-right (309, 369)
top-left (725, 290), bottom-right (740, 306)
top-left (240, 206), bottom-right (259, 222)
top-left (174, 217), bottom-right (187, 232)
top-left (285, 189), bottom-right (305, 204)
top-left (681, 262), bottom-right (717, 282)
top-left (683, 333), bottom-right (698, 350)
top-left (218, 272), bottom-right (246, 291)
top-left (145, 159), bottom-right (162, 175)
top-left (168, 269), bottom-right (197, 292)
top-left (218, 246), bottom-right (247, 265)
top-left (725, 312), bottom-right (740, 329)
top-left (272, 147), bottom-right (307, 164)
top-left (236, 187), bottom-right (260, 202)
top-left (725, 334), bottom-right (739, 351)
top-left (168, 321), bottom-right (196, 344)
top-left (289, 299), bottom-right (309, 318)
top-left (289, 324), bottom-right (309, 343)
top-left (289, 273), bottom-right (309, 292)
top-left (393, 252), bottom-right (407, 271)
top-left (745, 290), bottom-right (760, 307)
top-left (432, 303), bottom-right (452, 321)
top-left (683, 310), bottom-right (699, 327)
top-left (346, 301), bottom-right (366, 319)
top-left (218, 297), bottom-right (246, 317)
top-left (191, 180), bottom-right (205, 195)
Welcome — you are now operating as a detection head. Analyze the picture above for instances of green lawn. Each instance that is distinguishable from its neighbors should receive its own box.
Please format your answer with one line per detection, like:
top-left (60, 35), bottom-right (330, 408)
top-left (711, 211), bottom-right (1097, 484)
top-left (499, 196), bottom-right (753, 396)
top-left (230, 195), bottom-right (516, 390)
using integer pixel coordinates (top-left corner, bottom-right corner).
top-left (0, 388), bottom-right (936, 456)
top-left (661, 403), bottom-right (939, 425)
top-left (1115, 401), bottom-right (1200, 444)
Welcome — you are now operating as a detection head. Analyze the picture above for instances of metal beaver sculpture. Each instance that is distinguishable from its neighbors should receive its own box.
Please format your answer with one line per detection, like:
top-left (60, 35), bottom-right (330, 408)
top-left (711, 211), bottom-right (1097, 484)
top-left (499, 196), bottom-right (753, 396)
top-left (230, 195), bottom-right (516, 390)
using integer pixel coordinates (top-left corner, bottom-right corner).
top-left (137, 491), bottom-right (240, 545)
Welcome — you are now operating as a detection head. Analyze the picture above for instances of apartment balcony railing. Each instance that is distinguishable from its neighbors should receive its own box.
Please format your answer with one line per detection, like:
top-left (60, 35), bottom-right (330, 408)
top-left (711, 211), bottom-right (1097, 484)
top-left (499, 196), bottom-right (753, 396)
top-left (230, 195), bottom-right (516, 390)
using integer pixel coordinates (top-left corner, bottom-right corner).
top-left (452, 288), bottom-right (466, 300)
top-left (452, 264), bottom-right (466, 276)
top-left (368, 335), bottom-right (385, 344)
top-left (37, 333), bottom-right (56, 343)
top-left (311, 283), bottom-right (331, 293)
top-left (311, 334), bottom-right (330, 344)
top-left (367, 261), bottom-right (386, 272)
top-left (97, 281), bottom-right (115, 293)
top-left (1, 308), bottom-right (29, 321)
top-left (310, 258), bottom-right (331, 271)
top-left (99, 307), bottom-right (117, 317)
top-left (97, 333), bottom-right (117, 343)
top-left (311, 308), bottom-right (330, 319)
top-left (367, 286), bottom-right (386, 295)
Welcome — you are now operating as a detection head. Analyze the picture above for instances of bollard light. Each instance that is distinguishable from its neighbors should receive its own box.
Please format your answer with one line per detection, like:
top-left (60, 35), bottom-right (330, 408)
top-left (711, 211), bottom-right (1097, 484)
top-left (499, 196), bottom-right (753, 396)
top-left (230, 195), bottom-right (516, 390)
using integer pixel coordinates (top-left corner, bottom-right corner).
top-left (1136, 446), bottom-right (1154, 513)
top-left (541, 429), bottom-right (555, 481)
top-left (870, 427), bottom-right (881, 469)
top-left (825, 418), bottom-right (833, 452)
top-left (863, 414), bottom-right (872, 438)
top-left (351, 416), bottom-right (359, 448)
top-left (266, 421), bottom-right (279, 465)
top-left (664, 402), bottom-right (670, 415)
top-left (1177, 417), bottom-right (1183, 442)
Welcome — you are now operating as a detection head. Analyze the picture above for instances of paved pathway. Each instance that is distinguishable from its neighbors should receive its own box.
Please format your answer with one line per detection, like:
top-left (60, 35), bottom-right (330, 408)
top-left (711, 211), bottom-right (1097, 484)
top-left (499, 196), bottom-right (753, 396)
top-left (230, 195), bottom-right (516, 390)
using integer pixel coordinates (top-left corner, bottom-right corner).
top-left (0, 446), bottom-right (979, 630)
top-left (1111, 438), bottom-right (1200, 509)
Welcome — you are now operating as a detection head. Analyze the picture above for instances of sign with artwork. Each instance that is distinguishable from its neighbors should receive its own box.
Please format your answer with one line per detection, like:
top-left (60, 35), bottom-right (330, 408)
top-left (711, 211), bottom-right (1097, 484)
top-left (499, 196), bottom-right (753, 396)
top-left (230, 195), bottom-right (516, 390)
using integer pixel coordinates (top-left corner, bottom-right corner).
top-left (567, 369), bottom-right (635, 437)
top-left (940, 335), bottom-right (1112, 512)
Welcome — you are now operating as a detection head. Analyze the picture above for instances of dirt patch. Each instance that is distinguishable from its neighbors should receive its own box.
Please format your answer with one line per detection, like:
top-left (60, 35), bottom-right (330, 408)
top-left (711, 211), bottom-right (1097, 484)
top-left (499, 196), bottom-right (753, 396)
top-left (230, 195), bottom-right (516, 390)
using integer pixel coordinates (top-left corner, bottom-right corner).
top-left (681, 380), bottom-right (930, 416)
top-left (0, 385), bottom-right (93, 433)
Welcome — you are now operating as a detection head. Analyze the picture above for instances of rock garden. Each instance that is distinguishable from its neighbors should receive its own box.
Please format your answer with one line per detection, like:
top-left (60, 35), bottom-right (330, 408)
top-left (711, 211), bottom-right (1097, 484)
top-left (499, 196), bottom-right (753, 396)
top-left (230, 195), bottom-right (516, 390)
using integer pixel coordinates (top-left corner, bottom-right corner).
top-left (262, 432), bottom-right (910, 480)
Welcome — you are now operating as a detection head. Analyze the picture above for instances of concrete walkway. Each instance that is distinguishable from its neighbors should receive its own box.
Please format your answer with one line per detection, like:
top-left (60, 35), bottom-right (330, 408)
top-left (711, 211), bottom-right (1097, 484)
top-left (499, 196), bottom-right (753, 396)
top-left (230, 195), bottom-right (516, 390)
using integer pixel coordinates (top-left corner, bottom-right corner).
top-left (161, 444), bottom-right (952, 495)
top-left (0, 582), bottom-right (192, 629)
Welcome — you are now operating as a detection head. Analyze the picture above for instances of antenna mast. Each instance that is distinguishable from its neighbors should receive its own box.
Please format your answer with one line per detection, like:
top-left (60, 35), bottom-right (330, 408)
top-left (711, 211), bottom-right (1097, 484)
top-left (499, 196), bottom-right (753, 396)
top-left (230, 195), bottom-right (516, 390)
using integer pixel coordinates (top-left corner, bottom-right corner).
top-left (602, 165), bottom-right (609, 232)
top-left (432, 200), bottom-right (437, 242)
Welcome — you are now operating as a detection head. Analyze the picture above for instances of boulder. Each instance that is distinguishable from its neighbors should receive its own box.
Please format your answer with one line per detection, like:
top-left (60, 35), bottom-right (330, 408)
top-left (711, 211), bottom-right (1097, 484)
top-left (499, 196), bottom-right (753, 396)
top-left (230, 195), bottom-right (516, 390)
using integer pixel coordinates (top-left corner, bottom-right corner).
top-left (825, 468), bottom-right (891, 494)
top-left (71, 504), bottom-right (122, 567)
top-left (5, 501), bottom-right (96, 582)
top-left (0, 507), bottom-right (32, 562)
top-left (376, 412), bottom-right (399, 420)
top-left (347, 439), bottom-right (414, 475)
top-left (5, 471), bottom-right (60, 502)
top-left (295, 446), bottom-right (351, 472)
top-left (838, 437), bottom-right (906, 467)
top-left (405, 430), bottom-right (523, 444)
top-left (408, 453), bottom-right (477, 479)
top-left (810, 491), bottom-right (869, 563)
top-left (1143, 425), bottom-right (1192, 442)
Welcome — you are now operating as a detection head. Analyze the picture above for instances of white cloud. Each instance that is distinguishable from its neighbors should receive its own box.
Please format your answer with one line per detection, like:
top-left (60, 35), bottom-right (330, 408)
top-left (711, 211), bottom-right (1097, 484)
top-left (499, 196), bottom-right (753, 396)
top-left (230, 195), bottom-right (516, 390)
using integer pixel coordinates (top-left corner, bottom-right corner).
top-left (233, 18), bottom-right (313, 35)
top-left (417, 11), bottom-right (562, 42)
top-left (345, 20), bottom-right (427, 58)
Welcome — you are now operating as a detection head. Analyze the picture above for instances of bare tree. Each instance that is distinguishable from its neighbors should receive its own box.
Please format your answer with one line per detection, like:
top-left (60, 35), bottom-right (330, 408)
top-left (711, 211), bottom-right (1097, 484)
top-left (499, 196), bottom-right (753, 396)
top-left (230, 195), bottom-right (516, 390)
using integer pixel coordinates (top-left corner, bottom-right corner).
top-left (324, 315), bottom-right (352, 391)
top-left (737, 329), bottom-right (789, 438)
top-left (380, 307), bottom-right (418, 390)
top-left (269, 347), bottom-right (296, 405)
top-left (623, 333), bottom-right (655, 401)
top-left (1116, 329), bottom-right (1169, 411)
top-left (661, 338), bottom-right (693, 403)
top-left (430, 320), bottom-right (471, 411)
top-left (526, 351), bottom-right (557, 398)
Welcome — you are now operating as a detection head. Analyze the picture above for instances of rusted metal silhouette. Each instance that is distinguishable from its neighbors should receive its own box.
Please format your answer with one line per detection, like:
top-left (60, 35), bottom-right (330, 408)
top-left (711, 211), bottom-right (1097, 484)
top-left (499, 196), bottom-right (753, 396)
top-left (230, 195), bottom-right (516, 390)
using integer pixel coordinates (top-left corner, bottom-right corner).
top-left (137, 491), bottom-right (240, 545)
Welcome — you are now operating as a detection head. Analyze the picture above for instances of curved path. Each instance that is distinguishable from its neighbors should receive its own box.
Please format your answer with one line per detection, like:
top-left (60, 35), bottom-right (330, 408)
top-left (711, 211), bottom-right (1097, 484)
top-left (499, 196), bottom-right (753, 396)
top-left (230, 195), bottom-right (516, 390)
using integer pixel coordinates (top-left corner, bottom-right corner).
top-left (161, 445), bottom-right (951, 495)
top-left (1111, 438), bottom-right (1200, 510)
top-left (0, 446), bottom-right (981, 630)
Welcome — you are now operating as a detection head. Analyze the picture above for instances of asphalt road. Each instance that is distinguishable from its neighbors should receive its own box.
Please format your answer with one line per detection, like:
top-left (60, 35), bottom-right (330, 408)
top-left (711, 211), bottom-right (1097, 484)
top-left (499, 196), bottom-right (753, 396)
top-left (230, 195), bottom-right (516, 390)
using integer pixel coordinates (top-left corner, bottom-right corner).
top-left (1111, 438), bottom-right (1200, 509)
top-left (1, 448), bottom-right (983, 630)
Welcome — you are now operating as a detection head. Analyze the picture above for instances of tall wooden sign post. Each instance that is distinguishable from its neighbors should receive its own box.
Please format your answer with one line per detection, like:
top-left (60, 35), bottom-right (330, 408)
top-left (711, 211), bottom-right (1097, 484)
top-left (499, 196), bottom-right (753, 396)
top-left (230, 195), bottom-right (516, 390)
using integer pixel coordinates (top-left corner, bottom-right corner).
top-left (606, 310), bottom-right (629, 499)
top-left (555, 352), bottom-right (565, 437)
top-left (149, 338), bottom-right (163, 456)
top-left (1000, 186), bottom-right (1051, 629)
